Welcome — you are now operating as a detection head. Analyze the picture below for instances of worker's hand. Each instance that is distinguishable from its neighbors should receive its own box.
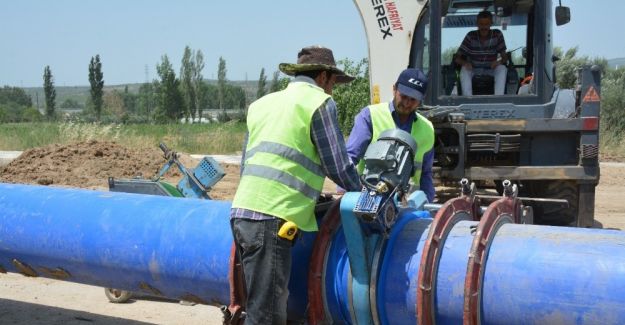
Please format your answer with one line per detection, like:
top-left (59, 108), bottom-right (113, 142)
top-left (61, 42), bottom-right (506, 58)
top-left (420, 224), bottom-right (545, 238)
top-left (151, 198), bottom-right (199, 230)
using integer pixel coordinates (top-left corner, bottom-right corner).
top-left (490, 60), bottom-right (501, 69)
top-left (463, 62), bottom-right (473, 70)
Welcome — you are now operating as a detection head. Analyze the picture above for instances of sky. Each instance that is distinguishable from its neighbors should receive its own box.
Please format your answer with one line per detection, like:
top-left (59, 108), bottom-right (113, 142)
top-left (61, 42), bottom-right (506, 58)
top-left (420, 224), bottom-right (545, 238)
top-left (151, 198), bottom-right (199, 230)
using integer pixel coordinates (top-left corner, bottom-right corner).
top-left (1, 0), bottom-right (624, 87)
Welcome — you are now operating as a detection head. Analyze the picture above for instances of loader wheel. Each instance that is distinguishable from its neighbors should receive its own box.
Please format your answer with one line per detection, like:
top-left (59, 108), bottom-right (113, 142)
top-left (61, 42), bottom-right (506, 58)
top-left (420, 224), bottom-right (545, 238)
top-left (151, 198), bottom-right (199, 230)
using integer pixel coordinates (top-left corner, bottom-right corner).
top-left (104, 288), bottom-right (133, 303)
top-left (528, 180), bottom-right (578, 226)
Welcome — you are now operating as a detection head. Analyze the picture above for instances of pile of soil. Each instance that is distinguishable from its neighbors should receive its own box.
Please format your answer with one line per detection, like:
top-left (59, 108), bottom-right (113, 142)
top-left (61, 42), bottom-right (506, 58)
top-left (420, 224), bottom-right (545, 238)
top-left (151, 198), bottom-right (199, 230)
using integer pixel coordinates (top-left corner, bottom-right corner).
top-left (0, 140), bottom-right (177, 189)
top-left (0, 140), bottom-right (241, 200)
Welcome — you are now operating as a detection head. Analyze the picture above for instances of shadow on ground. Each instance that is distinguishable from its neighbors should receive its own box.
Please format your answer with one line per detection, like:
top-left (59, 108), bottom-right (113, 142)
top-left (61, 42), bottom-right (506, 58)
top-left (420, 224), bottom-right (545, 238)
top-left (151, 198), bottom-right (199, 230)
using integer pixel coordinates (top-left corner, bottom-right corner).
top-left (0, 298), bottom-right (154, 325)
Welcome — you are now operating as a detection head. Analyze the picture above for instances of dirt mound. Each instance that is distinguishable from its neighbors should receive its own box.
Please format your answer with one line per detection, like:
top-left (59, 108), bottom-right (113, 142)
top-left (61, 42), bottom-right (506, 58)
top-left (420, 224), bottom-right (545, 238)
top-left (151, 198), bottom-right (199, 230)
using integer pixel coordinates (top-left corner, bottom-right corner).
top-left (0, 140), bottom-right (241, 201)
top-left (0, 140), bottom-right (179, 190)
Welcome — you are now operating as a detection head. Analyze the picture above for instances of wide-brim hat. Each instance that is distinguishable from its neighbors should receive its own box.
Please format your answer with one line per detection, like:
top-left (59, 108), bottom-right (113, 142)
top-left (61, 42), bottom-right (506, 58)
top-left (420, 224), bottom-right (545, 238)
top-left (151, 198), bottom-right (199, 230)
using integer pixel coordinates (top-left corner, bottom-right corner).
top-left (279, 46), bottom-right (355, 84)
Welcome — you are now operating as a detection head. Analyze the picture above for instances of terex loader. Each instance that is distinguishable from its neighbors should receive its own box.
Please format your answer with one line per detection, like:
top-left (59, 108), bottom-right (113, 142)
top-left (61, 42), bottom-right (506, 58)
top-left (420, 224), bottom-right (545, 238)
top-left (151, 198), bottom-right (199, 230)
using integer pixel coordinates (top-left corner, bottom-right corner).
top-left (354, 0), bottom-right (601, 227)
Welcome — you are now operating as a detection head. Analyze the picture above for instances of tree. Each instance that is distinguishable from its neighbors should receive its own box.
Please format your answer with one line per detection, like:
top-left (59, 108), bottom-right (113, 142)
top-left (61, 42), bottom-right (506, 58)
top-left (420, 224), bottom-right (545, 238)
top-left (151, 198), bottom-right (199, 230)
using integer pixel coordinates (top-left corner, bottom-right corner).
top-left (333, 58), bottom-right (370, 134)
top-left (0, 86), bottom-right (33, 107)
top-left (554, 47), bottom-right (607, 89)
top-left (88, 55), bottom-right (105, 121)
top-left (43, 65), bottom-right (56, 120)
top-left (60, 98), bottom-right (82, 109)
top-left (198, 82), bottom-right (219, 121)
top-left (155, 55), bottom-right (184, 122)
top-left (256, 68), bottom-right (267, 99)
top-left (194, 50), bottom-right (205, 122)
top-left (138, 82), bottom-right (155, 121)
top-left (121, 85), bottom-right (138, 116)
top-left (180, 46), bottom-right (196, 122)
top-left (0, 86), bottom-right (36, 122)
top-left (217, 56), bottom-right (228, 120)
top-left (269, 70), bottom-right (281, 93)
top-left (103, 90), bottom-right (126, 120)
top-left (601, 67), bottom-right (625, 141)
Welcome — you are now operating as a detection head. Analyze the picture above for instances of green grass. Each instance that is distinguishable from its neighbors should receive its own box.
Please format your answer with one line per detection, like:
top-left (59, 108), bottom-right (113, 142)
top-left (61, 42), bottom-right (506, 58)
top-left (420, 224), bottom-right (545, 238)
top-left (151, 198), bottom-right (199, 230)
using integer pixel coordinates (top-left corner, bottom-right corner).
top-left (0, 122), bottom-right (247, 154)
top-left (2, 122), bottom-right (624, 160)
top-left (600, 131), bottom-right (625, 159)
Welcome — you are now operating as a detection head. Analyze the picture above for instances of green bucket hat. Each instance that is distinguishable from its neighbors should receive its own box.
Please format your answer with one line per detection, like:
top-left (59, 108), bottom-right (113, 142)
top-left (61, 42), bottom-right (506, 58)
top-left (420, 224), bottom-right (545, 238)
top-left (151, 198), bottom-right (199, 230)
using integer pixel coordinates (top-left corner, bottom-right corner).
top-left (279, 46), bottom-right (355, 83)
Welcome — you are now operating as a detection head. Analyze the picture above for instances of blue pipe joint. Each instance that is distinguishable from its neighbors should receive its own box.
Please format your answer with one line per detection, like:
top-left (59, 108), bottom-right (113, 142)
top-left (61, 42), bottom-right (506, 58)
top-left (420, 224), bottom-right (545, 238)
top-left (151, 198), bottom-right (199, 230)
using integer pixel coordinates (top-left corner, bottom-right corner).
top-left (340, 191), bottom-right (375, 325)
top-left (376, 209), bottom-right (431, 325)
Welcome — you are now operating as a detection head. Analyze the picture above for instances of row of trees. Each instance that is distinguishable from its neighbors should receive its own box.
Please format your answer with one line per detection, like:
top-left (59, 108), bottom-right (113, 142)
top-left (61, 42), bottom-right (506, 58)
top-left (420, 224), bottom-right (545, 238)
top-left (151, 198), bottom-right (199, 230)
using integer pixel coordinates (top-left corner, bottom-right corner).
top-left (85, 47), bottom-right (289, 123)
top-left (29, 56), bottom-right (104, 122)
top-left (1, 47), bottom-right (624, 141)
top-left (0, 86), bottom-right (40, 122)
top-left (11, 46), bottom-right (289, 124)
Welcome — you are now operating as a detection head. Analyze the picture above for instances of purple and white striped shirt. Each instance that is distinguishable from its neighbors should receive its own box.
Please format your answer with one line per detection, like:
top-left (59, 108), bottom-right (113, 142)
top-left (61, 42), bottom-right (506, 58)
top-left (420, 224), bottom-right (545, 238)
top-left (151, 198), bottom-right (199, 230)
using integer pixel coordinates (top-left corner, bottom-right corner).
top-left (458, 29), bottom-right (506, 69)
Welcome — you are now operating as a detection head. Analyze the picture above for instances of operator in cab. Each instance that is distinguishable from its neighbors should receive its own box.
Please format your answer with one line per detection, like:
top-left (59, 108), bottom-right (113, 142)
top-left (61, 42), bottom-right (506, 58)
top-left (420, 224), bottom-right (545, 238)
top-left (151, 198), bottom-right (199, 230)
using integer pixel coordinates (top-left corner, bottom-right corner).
top-left (346, 68), bottom-right (435, 202)
top-left (455, 10), bottom-right (508, 95)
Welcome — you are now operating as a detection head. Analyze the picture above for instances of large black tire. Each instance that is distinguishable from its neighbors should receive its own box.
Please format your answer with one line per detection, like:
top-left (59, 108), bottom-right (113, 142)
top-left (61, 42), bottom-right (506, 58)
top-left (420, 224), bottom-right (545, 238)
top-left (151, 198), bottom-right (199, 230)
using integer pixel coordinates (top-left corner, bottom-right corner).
top-left (526, 180), bottom-right (578, 226)
top-left (104, 288), bottom-right (133, 303)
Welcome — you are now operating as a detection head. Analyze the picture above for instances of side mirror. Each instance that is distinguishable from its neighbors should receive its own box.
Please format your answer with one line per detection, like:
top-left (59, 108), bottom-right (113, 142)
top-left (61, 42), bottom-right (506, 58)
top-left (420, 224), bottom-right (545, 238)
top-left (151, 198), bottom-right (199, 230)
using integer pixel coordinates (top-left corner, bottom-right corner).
top-left (555, 6), bottom-right (570, 26)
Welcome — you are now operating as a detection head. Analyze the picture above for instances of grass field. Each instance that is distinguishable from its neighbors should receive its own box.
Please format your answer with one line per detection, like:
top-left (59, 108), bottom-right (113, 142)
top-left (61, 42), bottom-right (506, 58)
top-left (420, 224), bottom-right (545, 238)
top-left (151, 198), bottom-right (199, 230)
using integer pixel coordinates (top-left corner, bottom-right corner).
top-left (0, 122), bottom-right (247, 154)
top-left (1, 122), bottom-right (624, 159)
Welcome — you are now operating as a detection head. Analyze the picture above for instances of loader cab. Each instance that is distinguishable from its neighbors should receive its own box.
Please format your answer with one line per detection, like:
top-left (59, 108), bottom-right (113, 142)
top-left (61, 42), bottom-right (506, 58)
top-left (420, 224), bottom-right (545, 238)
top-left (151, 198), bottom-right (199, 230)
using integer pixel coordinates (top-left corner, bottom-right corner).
top-left (410, 0), bottom-right (562, 107)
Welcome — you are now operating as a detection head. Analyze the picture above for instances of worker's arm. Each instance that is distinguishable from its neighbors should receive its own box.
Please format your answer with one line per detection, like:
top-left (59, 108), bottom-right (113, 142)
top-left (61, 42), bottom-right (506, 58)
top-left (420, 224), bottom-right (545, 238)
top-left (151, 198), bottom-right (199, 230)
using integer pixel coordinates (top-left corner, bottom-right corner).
top-left (500, 51), bottom-right (508, 65)
top-left (419, 149), bottom-right (435, 202)
top-left (311, 99), bottom-right (362, 192)
top-left (345, 107), bottom-right (373, 166)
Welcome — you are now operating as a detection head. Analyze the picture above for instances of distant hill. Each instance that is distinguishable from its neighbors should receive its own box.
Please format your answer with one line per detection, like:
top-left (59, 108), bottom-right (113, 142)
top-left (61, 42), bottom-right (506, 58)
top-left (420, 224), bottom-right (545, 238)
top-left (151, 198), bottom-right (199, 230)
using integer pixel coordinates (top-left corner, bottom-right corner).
top-left (22, 79), bottom-right (260, 110)
top-left (608, 58), bottom-right (625, 69)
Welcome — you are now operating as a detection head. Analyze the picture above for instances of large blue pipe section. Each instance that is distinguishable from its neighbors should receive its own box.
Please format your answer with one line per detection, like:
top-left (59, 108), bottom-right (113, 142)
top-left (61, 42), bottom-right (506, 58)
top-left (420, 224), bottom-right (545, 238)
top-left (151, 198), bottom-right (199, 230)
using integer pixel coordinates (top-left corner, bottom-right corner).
top-left (0, 183), bottom-right (313, 319)
top-left (2, 183), bottom-right (625, 324)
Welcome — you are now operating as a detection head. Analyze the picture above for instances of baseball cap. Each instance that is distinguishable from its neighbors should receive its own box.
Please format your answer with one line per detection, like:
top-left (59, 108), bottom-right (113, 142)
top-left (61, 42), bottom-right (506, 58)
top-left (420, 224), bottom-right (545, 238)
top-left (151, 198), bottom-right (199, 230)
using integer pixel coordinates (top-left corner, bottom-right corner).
top-left (396, 68), bottom-right (427, 101)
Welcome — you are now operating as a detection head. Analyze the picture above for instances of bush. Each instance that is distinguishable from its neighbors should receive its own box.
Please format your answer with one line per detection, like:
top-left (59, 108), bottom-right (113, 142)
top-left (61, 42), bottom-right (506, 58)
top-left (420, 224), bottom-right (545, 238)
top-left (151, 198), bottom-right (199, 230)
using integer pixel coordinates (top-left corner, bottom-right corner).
top-left (333, 58), bottom-right (370, 135)
top-left (21, 107), bottom-right (44, 122)
top-left (216, 111), bottom-right (231, 122)
top-left (601, 67), bottom-right (625, 139)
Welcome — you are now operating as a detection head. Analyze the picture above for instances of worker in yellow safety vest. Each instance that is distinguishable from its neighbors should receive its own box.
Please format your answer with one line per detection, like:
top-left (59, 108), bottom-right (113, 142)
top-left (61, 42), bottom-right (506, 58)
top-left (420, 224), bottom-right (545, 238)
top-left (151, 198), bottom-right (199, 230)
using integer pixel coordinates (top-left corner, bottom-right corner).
top-left (230, 46), bottom-right (361, 324)
top-left (346, 68), bottom-right (435, 202)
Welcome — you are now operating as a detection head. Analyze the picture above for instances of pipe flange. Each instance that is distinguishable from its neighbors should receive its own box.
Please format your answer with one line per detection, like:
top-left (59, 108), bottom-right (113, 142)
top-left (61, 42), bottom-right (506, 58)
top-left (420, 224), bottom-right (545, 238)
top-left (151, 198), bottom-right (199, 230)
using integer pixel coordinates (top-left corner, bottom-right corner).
top-left (463, 197), bottom-right (518, 325)
top-left (417, 195), bottom-right (479, 325)
top-left (308, 199), bottom-right (343, 325)
top-left (226, 243), bottom-right (247, 324)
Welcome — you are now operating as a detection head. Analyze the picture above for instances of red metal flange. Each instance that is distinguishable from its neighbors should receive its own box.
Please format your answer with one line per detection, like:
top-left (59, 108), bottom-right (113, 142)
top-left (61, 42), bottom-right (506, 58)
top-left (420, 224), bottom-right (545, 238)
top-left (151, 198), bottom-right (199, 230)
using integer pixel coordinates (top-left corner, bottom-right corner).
top-left (417, 193), bottom-right (480, 325)
top-left (225, 243), bottom-right (247, 325)
top-left (463, 195), bottom-right (521, 325)
top-left (307, 199), bottom-right (343, 325)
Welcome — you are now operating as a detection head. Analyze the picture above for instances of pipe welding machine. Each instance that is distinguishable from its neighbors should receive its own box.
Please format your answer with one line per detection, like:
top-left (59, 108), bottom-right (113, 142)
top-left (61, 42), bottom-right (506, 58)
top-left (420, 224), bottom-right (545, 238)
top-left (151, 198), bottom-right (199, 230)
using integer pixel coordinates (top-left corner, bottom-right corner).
top-left (108, 142), bottom-right (225, 199)
top-left (352, 128), bottom-right (422, 232)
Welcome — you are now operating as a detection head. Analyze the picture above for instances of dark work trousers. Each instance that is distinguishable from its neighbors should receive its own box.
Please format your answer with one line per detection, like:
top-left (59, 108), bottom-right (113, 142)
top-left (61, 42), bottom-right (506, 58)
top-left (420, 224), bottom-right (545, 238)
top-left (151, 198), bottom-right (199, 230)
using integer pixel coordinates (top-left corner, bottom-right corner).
top-left (231, 218), bottom-right (292, 325)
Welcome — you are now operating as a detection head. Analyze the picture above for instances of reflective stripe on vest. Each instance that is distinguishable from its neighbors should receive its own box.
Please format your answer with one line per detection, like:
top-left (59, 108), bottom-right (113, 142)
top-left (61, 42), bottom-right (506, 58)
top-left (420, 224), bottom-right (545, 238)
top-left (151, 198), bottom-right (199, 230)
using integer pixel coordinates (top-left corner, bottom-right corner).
top-left (357, 102), bottom-right (434, 187)
top-left (231, 81), bottom-right (330, 232)
top-left (245, 141), bottom-right (324, 178)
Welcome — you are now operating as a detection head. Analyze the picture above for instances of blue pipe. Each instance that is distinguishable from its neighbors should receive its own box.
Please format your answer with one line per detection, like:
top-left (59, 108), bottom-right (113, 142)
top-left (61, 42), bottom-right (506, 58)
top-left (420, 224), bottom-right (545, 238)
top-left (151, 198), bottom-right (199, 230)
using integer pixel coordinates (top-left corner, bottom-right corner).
top-left (323, 210), bottom-right (625, 324)
top-left (0, 183), bottom-right (312, 320)
top-left (2, 183), bottom-right (625, 324)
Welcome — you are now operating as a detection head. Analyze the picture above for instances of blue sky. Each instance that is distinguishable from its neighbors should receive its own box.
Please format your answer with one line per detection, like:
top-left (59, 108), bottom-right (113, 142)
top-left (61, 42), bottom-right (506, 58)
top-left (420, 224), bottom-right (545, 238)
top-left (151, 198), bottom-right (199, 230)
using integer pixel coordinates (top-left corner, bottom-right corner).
top-left (1, 0), bottom-right (624, 87)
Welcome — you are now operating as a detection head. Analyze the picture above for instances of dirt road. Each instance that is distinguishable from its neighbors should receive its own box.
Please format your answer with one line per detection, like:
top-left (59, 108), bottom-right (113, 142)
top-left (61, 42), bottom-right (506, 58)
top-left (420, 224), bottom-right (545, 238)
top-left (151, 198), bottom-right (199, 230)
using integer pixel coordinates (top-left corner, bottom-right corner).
top-left (1, 142), bottom-right (624, 324)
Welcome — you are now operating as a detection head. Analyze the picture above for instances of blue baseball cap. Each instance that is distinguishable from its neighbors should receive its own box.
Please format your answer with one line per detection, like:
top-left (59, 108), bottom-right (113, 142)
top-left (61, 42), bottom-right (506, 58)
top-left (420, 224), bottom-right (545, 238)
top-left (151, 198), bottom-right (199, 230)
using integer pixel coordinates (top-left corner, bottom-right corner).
top-left (396, 68), bottom-right (427, 101)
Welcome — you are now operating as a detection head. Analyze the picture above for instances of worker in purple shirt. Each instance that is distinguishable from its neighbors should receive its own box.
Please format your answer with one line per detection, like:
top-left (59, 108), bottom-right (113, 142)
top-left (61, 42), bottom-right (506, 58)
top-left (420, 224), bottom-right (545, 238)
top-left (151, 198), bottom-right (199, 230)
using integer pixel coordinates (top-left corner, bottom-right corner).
top-left (346, 68), bottom-right (436, 202)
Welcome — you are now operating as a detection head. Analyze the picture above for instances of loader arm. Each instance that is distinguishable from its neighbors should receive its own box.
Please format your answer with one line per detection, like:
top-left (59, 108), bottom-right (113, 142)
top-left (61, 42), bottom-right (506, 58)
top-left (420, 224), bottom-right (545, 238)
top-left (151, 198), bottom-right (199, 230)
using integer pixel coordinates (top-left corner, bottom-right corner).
top-left (353, 0), bottom-right (425, 103)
